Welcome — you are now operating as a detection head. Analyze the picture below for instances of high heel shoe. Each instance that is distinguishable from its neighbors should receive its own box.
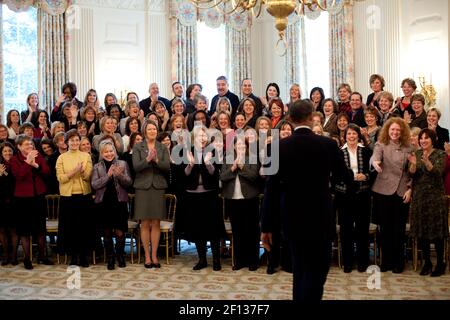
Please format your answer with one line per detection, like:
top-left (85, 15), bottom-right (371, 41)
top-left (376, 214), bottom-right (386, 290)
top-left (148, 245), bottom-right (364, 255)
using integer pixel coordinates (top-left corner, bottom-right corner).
top-left (151, 262), bottom-right (161, 268)
top-left (23, 259), bottom-right (33, 270)
top-left (419, 262), bottom-right (432, 276)
top-left (431, 263), bottom-right (446, 277)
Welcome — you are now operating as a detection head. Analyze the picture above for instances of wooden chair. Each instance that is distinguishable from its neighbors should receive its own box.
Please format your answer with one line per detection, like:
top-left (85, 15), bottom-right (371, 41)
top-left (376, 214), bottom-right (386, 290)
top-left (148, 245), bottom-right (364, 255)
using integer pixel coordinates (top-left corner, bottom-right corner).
top-left (126, 193), bottom-right (140, 264)
top-left (159, 194), bottom-right (177, 264)
top-left (45, 194), bottom-right (60, 263)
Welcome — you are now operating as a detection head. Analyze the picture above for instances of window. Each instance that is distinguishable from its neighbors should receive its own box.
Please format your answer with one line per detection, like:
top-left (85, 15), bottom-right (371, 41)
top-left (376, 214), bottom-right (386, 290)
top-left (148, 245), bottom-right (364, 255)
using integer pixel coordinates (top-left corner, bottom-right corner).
top-left (299, 12), bottom-right (330, 97)
top-left (2, 5), bottom-right (38, 119)
top-left (197, 21), bottom-right (226, 104)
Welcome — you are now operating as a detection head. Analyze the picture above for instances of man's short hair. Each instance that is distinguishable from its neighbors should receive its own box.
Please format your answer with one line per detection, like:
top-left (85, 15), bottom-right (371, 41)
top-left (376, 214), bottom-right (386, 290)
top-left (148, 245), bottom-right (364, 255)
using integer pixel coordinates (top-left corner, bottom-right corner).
top-left (216, 76), bottom-right (228, 83)
top-left (289, 99), bottom-right (314, 123)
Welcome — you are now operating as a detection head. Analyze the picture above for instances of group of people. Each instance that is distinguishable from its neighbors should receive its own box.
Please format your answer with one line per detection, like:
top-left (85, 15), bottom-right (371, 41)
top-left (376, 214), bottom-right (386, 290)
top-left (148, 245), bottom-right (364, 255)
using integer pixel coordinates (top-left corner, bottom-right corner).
top-left (0, 75), bottom-right (448, 293)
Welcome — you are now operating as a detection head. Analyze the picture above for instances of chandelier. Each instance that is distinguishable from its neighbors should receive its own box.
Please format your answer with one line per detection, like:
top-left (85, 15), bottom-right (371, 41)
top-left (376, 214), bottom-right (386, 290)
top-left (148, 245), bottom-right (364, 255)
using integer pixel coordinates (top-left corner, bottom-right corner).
top-left (190, 1), bottom-right (344, 49)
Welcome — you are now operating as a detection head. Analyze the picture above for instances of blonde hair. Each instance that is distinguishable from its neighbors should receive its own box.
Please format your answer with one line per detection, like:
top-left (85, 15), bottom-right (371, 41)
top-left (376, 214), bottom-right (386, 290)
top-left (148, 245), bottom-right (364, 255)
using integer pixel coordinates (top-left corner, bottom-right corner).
top-left (98, 140), bottom-right (117, 161)
top-left (378, 117), bottom-right (411, 147)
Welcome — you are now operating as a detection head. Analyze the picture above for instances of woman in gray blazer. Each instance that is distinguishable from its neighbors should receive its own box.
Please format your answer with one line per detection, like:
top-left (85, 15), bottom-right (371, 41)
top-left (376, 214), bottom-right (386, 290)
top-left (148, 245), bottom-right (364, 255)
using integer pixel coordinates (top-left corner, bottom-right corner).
top-left (132, 120), bottom-right (170, 268)
top-left (221, 136), bottom-right (260, 271)
top-left (91, 140), bottom-right (132, 270)
top-left (371, 117), bottom-right (413, 273)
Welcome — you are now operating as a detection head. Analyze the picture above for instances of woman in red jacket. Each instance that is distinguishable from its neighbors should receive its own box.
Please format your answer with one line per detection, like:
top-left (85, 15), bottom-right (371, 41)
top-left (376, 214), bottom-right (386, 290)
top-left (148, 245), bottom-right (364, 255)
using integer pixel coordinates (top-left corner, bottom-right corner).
top-left (10, 135), bottom-right (53, 269)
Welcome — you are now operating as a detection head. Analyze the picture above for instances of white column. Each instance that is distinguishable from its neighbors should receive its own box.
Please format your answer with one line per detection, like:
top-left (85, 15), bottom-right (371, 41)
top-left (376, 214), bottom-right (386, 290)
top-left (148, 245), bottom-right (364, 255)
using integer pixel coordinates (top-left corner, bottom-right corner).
top-left (353, 0), bottom-right (378, 98)
top-left (145, 0), bottom-right (171, 98)
top-left (250, 11), bottom-right (287, 99)
top-left (67, 6), bottom-right (95, 98)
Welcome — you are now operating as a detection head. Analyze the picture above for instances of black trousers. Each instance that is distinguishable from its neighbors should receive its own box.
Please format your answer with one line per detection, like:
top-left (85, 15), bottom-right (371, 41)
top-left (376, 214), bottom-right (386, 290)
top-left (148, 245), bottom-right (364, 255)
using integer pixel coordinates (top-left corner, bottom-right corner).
top-left (226, 198), bottom-right (260, 267)
top-left (374, 192), bottom-right (409, 269)
top-left (290, 240), bottom-right (331, 301)
top-left (335, 191), bottom-right (371, 268)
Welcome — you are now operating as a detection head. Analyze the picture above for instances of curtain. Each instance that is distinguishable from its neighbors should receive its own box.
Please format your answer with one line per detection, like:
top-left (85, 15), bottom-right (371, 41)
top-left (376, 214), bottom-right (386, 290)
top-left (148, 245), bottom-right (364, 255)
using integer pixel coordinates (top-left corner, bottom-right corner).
top-left (329, 3), bottom-right (355, 99)
top-left (284, 20), bottom-right (300, 98)
top-left (171, 19), bottom-right (198, 88)
top-left (38, 9), bottom-right (69, 112)
top-left (225, 26), bottom-right (251, 97)
top-left (0, 4), bottom-right (3, 124)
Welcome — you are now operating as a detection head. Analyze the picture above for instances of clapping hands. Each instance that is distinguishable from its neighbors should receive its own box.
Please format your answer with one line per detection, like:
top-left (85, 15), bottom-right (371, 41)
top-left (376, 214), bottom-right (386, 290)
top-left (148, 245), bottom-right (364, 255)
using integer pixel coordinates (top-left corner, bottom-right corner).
top-left (25, 150), bottom-right (39, 168)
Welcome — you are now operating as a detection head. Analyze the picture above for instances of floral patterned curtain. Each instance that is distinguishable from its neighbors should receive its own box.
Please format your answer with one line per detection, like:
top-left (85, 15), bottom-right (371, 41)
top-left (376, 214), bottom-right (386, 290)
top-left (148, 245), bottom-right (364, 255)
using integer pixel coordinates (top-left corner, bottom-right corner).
top-left (4, 0), bottom-right (70, 14)
top-left (329, 2), bottom-right (355, 99)
top-left (0, 5), bottom-right (4, 124)
top-left (170, 0), bottom-right (198, 87)
top-left (38, 9), bottom-right (69, 111)
top-left (225, 26), bottom-right (251, 97)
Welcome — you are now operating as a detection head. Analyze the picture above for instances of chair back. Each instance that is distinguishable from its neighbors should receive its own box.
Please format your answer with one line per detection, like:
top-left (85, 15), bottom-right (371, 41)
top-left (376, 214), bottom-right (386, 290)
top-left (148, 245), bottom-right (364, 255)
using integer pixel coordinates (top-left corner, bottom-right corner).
top-left (45, 194), bottom-right (60, 220)
top-left (164, 194), bottom-right (177, 222)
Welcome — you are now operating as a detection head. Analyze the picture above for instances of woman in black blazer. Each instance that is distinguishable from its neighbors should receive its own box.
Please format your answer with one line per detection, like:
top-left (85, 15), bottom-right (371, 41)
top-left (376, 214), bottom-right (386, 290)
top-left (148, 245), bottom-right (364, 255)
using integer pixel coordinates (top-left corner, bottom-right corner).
top-left (220, 136), bottom-right (260, 271)
top-left (334, 124), bottom-right (373, 273)
top-left (182, 127), bottom-right (224, 271)
top-left (427, 108), bottom-right (449, 150)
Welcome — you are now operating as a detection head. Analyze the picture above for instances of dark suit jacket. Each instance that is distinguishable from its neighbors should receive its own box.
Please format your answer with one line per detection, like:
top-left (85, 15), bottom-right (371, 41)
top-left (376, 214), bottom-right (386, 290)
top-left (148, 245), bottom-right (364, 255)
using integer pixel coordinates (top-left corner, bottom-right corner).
top-left (350, 108), bottom-right (367, 128)
top-left (209, 91), bottom-right (240, 117)
top-left (436, 125), bottom-right (449, 150)
top-left (323, 113), bottom-right (338, 136)
top-left (220, 161), bottom-right (260, 199)
top-left (132, 140), bottom-right (170, 190)
top-left (181, 148), bottom-right (220, 191)
top-left (140, 96), bottom-right (171, 116)
top-left (261, 128), bottom-right (352, 250)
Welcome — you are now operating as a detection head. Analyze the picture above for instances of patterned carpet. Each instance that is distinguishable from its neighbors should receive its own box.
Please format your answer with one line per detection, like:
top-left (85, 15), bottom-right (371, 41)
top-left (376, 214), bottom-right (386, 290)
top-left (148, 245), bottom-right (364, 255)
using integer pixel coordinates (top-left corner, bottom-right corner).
top-left (0, 242), bottom-right (449, 300)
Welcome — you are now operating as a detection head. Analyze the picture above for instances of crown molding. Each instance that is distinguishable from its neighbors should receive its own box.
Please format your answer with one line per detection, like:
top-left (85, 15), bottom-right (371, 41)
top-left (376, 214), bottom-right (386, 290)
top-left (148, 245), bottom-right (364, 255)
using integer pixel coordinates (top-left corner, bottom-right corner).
top-left (72, 0), bottom-right (166, 12)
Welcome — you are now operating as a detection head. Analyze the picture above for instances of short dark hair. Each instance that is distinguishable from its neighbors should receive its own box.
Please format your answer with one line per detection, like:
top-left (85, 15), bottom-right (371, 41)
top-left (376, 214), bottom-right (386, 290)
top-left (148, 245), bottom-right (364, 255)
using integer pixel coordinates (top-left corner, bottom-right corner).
top-left (62, 82), bottom-right (77, 97)
top-left (172, 81), bottom-right (181, 89)
top-left (289, 99), bottom-right (314, 123)
top-left (216, 76), bottom-right (228, 83)
top-left (344, 124), bottom-right (364, 143)
top-left (419, 128), bottom-right (438, 148)
top-left (64, 129), bottom-right (81, 144)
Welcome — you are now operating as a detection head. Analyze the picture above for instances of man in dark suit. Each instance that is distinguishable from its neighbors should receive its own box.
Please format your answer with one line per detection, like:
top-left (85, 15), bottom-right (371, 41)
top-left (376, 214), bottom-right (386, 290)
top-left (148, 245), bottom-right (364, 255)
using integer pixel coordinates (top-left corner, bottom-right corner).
top-left (349, 92), bottom-right (367, 128)
top-left (209, 76), bottom-right (240, 118)
top-left (139, 83), bottom-right (171, 116)
top-left (241, 78), bottom-right (263, 117)
top-left (261, 99), bottom-right (352, 301)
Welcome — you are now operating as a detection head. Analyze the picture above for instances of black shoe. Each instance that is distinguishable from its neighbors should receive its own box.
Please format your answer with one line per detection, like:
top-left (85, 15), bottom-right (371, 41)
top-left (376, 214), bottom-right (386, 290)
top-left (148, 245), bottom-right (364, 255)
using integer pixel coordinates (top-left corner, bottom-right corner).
top-left (117, 255), bottom-right (126, 268)
top-left (357, 264), bottom-right (368, 273)
top-left (380, 264), bottom-right (391, 272)
top-left (78, 256), bottom-right (89, 268)
top-left (431, 263), bottom-right (446, 277)
top-left (267, 266), bottom-right (276, 275)
top-left (23, 259), bottom-right (33, 270)
top-left (144, 263), bottom-right (153, 269)
top-left (213, 262), bottom-right (222, 271)
top-left (37, 258), bottom-right (54, 265)
top-left (420, 262), bottom-right (432, 276)
top-left (107, 257), bottom-right (115, 270)
top-left (69, 256), bottom-right (78, 266)
top-left (151, 262), bottom-right (161, 269)
top-left (193, 260), bottom-right (207, 270)
top-left (248, 265), bottom-right (258, 272)
top-left (232, 264), bottom-right (244, 271)
top-left (343, 266), bottom-right (352, 273)
top-left (11, 259), bottom-right (19, 266)
top-left (1, 259), bottom-right (10, 266)
top-left (392, 265), bottom-right (404, 274)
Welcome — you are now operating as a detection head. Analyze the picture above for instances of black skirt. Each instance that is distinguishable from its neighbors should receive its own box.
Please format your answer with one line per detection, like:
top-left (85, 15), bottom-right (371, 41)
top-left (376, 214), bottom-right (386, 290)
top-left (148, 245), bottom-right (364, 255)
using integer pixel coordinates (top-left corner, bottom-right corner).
top-left (14, 196), bottom-right (46, 236)
top-left (95, 200), bottom-right (128, 232)
top-left (0, 199), bottom-right (15, 229)
top-left (57, 194), bottom-right (95, 256)
top-left (182, 191), bottom-right (225, 242)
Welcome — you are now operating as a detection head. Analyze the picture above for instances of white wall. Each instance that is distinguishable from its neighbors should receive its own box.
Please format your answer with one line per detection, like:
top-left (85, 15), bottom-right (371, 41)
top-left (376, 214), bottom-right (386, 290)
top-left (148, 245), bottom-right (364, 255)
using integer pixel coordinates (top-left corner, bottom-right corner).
top-left (354, 0), bottom-right (449, 126)
top-left (69, 0), bottom-right (171, 104)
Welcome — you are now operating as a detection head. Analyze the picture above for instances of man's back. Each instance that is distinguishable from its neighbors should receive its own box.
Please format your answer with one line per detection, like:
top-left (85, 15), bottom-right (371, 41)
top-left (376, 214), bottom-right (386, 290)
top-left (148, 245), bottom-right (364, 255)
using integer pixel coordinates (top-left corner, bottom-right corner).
top-left (274, 128), bottom-right (349, 246)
